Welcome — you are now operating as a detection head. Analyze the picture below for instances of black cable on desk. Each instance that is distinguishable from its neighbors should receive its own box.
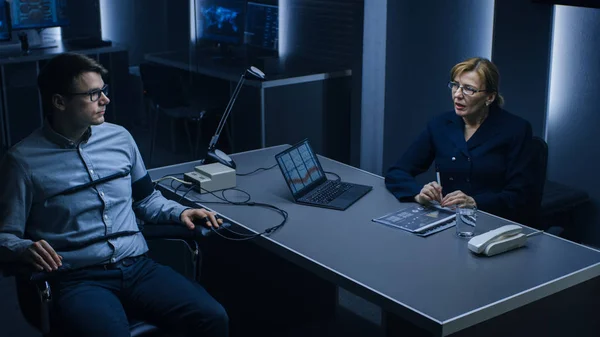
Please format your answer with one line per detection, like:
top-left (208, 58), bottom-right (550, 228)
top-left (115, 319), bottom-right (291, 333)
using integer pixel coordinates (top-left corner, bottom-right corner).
top-left (178, 184), bottom-right (196, 203)
top-left (236, 163), bottom-right (278, 176)
top-left (157, 176), bottom-right (288, 241)
top-left (190, 186), bottom-right (288, 241)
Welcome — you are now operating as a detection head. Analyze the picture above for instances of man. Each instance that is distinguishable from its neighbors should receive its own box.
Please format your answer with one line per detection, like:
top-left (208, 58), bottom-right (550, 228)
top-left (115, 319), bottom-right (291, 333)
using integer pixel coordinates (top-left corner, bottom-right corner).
top-left (0, 53), bottom-right (228, 337)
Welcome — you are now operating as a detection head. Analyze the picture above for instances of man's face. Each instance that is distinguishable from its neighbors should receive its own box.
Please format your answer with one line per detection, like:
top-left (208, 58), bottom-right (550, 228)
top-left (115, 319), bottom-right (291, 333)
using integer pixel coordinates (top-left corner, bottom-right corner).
top-left (58, 71), bottom-right (110, 128)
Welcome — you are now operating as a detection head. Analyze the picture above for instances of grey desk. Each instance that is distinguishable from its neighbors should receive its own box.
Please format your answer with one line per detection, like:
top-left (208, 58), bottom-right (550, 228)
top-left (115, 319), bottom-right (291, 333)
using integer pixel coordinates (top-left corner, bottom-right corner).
top-left (149, 146), bottom-right (600, 337)
top-left (144, 50), bottom-right (353, 162)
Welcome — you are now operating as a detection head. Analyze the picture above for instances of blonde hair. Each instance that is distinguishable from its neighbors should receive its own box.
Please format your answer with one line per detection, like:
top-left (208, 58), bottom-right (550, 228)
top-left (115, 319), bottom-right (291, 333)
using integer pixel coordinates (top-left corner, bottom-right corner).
top-left (450, 57), bottom-right (504, 107)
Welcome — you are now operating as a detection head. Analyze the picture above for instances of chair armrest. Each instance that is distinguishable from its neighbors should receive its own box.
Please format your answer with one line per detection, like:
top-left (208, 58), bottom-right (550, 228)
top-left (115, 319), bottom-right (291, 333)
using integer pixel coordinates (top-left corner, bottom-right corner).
top-left (0, 262), bottom-right (35, 278)
top-left (141, 222), bottom-right (231, 240)
top-left (0, 262), bottom-right (19, 277)
top-left (3, 262), bottom-right (54, 334)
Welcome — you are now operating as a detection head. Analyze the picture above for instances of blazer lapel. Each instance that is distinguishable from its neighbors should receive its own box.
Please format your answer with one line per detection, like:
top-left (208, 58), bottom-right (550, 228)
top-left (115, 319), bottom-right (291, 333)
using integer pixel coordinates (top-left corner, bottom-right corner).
top-left (466, 109), bottom-right (503, 150)
top-left (444, 114), bottom-right (470, 157)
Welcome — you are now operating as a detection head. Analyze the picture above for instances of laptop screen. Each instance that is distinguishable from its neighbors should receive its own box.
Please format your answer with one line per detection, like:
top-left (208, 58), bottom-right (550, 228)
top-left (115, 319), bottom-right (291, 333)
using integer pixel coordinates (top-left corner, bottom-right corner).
top-left (275, 140), bottom-right (327, 198)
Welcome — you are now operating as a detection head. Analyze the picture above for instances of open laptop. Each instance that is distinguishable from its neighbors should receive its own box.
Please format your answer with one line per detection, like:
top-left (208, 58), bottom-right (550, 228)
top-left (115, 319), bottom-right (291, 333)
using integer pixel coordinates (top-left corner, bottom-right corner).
top-left (275, 139), bottom-right (372, 210)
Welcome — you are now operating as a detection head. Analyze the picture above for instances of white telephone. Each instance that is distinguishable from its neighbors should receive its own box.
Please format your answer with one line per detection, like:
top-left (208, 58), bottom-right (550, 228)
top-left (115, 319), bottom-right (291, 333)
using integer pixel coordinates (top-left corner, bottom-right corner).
top-left (468, 224), bottom-right (528, 256)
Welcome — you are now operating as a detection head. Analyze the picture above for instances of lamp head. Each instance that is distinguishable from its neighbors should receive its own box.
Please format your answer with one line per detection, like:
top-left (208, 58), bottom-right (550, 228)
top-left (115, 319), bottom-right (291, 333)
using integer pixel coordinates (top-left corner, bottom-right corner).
top-left (247, 66), bottom-right (265, 79)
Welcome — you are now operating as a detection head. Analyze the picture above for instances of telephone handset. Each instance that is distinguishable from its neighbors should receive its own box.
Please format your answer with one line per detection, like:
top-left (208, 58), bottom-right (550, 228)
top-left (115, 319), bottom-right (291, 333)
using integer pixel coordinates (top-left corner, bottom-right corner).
top-left (468, 224), bottom-right (528, 256)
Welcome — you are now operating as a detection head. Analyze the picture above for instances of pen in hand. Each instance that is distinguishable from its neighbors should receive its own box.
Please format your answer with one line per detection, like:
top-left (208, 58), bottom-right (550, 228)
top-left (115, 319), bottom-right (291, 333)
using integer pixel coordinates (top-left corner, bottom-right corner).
top-left (435, 169), bottom-right (443, 203)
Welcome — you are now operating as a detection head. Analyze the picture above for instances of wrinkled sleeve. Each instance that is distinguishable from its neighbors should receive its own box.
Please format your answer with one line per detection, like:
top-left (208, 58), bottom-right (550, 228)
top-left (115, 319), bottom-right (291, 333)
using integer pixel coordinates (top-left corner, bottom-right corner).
top-left (385, 124), bottom-right (436, 202)
top-left (0, 153), bottom-right (34, 262)
top-left (126, 132), bottom-right (189, 224)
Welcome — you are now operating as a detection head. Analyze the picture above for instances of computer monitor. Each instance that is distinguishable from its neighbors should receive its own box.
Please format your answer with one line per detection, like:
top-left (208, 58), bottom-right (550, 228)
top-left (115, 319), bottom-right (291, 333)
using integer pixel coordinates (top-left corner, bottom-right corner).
top-left (10, 0), bottom-right (69, 30)
top-left (244, 2), bottom-right (278, 51)
top-left (196, 0), bottom-right (246, 45)
top-left (0, 1), bottom-right (11, 41)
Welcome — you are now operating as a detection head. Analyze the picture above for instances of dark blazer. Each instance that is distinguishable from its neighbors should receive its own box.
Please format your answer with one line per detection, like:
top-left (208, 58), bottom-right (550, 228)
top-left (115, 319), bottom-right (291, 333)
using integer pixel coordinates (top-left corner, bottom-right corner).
top-left (385, 107), bottom-right (534, 224)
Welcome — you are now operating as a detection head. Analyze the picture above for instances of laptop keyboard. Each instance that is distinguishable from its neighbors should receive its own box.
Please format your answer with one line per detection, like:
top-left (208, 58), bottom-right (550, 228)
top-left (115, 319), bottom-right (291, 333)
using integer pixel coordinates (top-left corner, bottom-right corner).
top-left (302, 181), bottom-right (353, 204)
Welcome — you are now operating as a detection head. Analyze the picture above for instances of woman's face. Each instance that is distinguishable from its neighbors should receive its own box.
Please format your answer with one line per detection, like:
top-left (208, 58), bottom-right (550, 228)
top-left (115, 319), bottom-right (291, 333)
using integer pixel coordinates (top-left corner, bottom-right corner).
top-left (451, 71), bottom-right (495, 119)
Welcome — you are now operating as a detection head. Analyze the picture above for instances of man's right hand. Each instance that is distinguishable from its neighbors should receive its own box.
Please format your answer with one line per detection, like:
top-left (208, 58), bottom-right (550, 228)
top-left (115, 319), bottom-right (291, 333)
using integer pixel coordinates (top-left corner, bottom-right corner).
top-left (415, 181), bottom-right (443, 205)
top-left (20, 240), bottom-right (62, 272)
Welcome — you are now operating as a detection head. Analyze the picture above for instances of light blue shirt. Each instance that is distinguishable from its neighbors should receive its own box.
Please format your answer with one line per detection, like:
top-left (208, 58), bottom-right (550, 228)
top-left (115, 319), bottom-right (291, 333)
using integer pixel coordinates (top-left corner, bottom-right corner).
top-left (0, 122), bottom-right (188, 269)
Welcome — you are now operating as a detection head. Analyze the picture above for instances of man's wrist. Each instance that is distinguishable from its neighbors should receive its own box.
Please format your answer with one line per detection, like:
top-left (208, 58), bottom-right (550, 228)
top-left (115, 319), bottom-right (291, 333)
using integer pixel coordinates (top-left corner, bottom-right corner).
top-left (177, 207), bottom-right (192, 223)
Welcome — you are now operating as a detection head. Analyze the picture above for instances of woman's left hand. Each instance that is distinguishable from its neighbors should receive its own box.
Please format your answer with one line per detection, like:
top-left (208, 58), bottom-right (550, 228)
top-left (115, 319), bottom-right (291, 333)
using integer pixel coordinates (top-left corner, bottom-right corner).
top-left (441, 190), bottom-right (476, 208)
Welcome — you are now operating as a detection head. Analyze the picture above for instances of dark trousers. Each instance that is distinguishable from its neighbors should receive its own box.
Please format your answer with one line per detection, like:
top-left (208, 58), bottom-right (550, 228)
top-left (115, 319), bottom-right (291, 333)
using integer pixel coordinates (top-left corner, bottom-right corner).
top-left (50, 256), bottom-right (228, 337)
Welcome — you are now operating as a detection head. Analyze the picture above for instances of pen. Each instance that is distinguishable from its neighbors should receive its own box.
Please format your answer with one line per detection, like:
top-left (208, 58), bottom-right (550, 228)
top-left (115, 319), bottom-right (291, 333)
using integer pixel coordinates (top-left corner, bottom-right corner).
top-left (435, 165), bottom-right (442, 204)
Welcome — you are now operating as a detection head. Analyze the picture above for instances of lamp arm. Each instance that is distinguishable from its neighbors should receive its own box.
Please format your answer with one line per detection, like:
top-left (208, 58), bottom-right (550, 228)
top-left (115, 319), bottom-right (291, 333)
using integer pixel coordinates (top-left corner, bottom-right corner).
top-left (208, 72), bottom-right (247, 150)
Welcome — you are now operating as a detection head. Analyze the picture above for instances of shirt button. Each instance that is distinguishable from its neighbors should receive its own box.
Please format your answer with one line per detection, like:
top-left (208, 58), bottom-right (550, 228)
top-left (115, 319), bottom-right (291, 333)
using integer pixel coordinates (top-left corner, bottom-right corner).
top-left (90, 169), bottom-right (94, 175)
top-left (451, 157), bottom-right (456, 161)
top-left (467, 157), bottom-right (471, 162)
top-left (466, 178), bottom-right (471, 183)
top-left (100, 192), bottom-right (105, 197)
top-left (110, 258), bottom-right (116, 263)
top-left (449, 177), bottom-right (454, 181)
top-left (104, 214), bottom-right (108, 220)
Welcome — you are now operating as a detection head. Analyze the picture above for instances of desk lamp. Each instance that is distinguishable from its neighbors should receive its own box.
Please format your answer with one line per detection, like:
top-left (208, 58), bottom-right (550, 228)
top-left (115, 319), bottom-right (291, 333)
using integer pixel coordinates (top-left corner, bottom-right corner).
top-left (203, 66), bottom-right (266, 169)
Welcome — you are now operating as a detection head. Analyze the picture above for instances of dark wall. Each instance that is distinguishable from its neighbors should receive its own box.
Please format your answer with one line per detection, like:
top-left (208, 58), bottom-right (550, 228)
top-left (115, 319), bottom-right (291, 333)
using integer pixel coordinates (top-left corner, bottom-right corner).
top-left (382, 0), bottom-right (494, 180)
top-left (359, 0), bottom-right (387, 174)
top-left (100, 0), bottom-right (189, 66)
top-left (545, 5), bottom-right (600, 246)
top-left (491, 0), bottom-right (554, 137)
top-left (280, 0), bottom-right (364, 163)
top-left (62, 0), bottom-right (102, 40)
top-left (280, 0), bottom-right (363, 68)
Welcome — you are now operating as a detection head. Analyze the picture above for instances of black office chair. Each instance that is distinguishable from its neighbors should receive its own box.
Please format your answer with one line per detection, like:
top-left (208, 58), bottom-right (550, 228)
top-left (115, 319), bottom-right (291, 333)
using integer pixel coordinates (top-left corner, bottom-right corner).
top-left (529, 136), bottom-right (548, 229)
top-left (2, 222), bottom-right (209, 337)
top-left (139, 63), bottom-right (216, 166)
top-left (529, 136), bottom-right (590, 237)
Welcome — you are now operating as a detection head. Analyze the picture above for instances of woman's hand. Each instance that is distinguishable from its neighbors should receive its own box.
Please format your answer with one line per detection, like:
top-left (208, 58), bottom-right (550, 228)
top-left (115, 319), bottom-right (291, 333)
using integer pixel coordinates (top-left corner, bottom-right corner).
top-left (415, 181), bottom-right (443, 205)
top-left (441, 190), bottom-right (476, 208)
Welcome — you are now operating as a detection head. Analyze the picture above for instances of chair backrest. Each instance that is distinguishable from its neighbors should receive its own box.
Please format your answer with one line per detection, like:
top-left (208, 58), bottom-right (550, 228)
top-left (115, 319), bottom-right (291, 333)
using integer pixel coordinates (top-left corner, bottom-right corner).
top-left (139, 63), bottom-right (189, 109)
top-left (529, 136), bottom-right (548, 227)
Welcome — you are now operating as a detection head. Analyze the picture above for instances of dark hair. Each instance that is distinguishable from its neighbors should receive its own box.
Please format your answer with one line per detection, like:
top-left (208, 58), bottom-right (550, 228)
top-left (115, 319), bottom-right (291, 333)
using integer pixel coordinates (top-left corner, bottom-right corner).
top-left (37, 53), bottom-right (108, 118)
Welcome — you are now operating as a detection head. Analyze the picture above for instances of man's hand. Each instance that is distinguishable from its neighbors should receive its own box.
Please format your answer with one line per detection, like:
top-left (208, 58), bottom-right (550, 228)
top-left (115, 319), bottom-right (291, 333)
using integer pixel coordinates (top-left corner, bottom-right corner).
top-left (441, 190), bottom-right (476, 208)
top-left (20, 240), bottom-right (62, 272)
top-left (415, 181), bottom-right (443, 205)
top-left (180, 208), bottom-right (223, 230)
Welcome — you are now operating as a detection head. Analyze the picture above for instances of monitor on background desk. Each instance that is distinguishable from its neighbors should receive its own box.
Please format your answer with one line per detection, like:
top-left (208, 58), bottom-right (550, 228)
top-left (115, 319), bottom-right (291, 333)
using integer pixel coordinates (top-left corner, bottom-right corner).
top-left (8, 0), bottom-right (70, 50)
top-left (245, 2), bottom-right (278, 51)
top-left (195, 0), bottom-right (246, 63)
top-left (10, 0), bottom-right (69, 30)
top-left (196, 0), bottom-right (246, 45)
top-left (0, 1), bottom-right (11, 42)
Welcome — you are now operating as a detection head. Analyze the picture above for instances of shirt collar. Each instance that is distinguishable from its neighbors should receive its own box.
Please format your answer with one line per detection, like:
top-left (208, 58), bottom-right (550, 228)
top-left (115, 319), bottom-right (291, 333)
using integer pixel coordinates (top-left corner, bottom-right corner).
top-left (42, 119), bottom-right (93, 149)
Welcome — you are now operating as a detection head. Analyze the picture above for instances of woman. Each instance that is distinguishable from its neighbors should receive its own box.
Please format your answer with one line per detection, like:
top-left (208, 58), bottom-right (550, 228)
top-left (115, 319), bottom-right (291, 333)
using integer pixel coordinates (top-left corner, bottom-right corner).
top-left (385, 57), bottom-right (534, 224)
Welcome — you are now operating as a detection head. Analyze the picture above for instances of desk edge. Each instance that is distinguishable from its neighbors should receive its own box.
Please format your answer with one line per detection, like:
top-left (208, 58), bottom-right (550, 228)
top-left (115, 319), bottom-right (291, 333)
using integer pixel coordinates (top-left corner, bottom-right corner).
top-left (440, 262), bottom-right (600, 336)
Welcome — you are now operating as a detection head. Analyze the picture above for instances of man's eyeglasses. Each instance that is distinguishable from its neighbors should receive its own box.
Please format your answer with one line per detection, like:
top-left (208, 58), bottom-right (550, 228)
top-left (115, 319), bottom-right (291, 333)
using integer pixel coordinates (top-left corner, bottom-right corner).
top-left (447, 81), bottom-right (487, 96)
top-left (64, 84), bottom-right (109, 102)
